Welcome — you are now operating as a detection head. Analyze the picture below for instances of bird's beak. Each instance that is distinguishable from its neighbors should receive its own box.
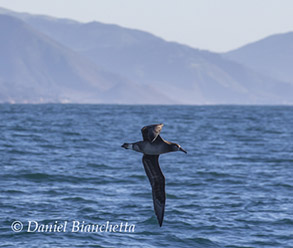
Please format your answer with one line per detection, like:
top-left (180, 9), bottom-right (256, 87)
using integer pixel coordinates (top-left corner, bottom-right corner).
top-left (121, 143), bottom-right (128, 149)
top-left (179, 147), bottom-right (187, 154)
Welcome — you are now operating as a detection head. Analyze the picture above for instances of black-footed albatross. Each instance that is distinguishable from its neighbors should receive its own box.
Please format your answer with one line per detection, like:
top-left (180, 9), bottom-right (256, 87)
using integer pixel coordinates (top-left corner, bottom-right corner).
top-left (121, 123), bottom-right (187, 227)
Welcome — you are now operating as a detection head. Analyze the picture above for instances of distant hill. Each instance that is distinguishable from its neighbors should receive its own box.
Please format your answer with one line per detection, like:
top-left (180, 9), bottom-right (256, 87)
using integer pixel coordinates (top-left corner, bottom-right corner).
top-left (223, 32), bottom-right (293, 84)
top-left (0, 13), bottom-right (170, 104)
top-left (1, 7), bottom-right (293, 104)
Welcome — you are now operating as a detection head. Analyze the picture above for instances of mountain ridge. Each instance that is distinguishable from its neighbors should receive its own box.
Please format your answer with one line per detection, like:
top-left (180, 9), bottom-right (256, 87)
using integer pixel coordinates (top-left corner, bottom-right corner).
top-left (0, 13), bottom-right (171, 104)
top-left (223, 32), bottom-right (293, 84)
top-left (1, 7), bottom-right (293, 104)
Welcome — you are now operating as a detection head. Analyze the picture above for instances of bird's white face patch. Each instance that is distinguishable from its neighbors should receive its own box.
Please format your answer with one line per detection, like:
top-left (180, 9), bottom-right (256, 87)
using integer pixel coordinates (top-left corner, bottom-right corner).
top-left (125, 143), bottom-right (133, 149)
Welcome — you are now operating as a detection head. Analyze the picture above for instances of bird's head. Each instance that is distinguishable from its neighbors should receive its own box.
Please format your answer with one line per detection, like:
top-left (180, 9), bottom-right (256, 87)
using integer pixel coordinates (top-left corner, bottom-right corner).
top-left (171, 143), bottom-right (187, 153)
top-left (121, 143), bottom-right (131, 149)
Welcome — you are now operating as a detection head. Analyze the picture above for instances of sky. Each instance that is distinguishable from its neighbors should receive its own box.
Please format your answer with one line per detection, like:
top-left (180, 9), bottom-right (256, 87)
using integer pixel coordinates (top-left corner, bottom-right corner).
top-left (0, 0), bottom-right (293, 52)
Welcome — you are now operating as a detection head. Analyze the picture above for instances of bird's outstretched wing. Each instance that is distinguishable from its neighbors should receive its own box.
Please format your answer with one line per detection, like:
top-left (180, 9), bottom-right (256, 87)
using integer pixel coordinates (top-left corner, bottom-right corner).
top-left (141, 124), bottom-right (163, 143)
top-left (142, 154), bottom-right (165, 227)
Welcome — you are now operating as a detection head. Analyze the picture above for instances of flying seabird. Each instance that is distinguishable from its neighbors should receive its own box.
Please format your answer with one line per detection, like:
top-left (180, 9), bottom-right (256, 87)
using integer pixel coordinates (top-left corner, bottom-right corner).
top-left (121, 123), bottom-right (187, 227)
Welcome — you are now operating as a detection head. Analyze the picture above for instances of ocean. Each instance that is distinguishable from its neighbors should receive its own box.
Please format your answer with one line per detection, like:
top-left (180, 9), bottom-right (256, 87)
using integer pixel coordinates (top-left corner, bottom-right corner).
top-left (0, 104), bottom-right (292, 247)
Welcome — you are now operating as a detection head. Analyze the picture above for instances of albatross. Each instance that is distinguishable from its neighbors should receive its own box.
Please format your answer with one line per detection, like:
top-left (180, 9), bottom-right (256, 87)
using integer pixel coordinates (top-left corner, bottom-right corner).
top-left (121, 123), bottom-right (187, 227)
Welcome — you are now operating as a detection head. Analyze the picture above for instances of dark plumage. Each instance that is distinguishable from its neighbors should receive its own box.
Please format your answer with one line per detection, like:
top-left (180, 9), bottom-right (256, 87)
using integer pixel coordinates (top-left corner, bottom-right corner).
top-left (121, 124), bottom-right (187, 227)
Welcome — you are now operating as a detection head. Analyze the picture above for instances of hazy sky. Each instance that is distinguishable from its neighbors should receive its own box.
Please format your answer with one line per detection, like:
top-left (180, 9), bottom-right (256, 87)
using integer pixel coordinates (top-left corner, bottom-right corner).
top-left (0, 0), bottom-right (293, 52)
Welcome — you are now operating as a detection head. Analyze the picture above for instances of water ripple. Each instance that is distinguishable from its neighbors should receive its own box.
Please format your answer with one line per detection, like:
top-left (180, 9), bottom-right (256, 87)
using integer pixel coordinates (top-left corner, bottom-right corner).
top-left (0, 104), bottom-right (293, 247)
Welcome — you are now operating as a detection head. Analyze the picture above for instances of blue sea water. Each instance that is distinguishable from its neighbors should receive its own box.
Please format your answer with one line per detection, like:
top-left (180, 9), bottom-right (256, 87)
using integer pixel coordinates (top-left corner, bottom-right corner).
top-left (0, 104), bottom-right (293, 248)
